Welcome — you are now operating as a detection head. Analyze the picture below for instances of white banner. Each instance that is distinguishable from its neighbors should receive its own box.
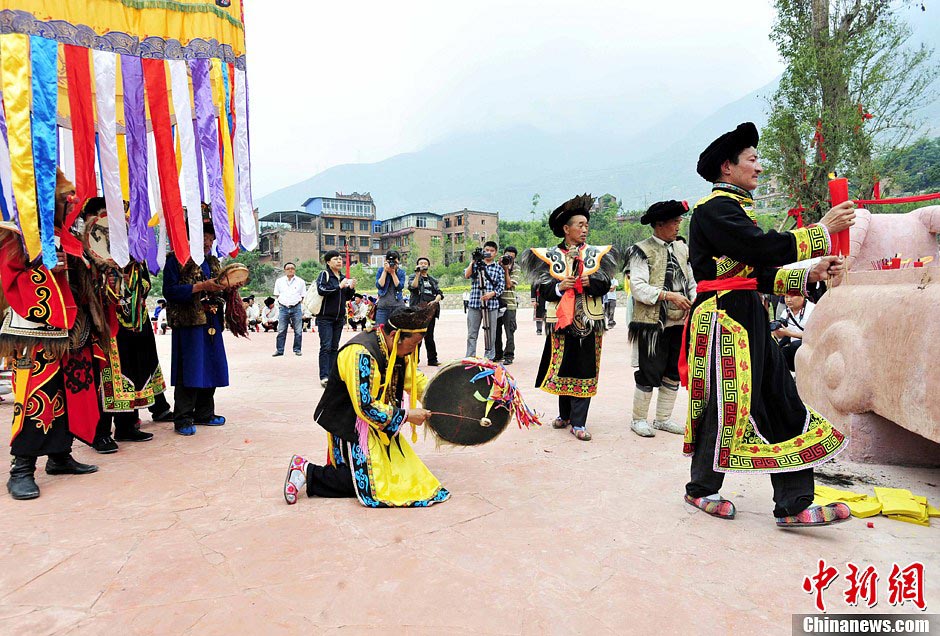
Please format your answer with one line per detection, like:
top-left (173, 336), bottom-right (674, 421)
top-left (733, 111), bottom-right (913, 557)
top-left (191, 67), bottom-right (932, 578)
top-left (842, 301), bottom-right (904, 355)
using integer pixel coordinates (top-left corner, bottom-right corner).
top-left (234, 68), bottom-right (256, 249)
top-left (92, 50), bottom-right (130, 266)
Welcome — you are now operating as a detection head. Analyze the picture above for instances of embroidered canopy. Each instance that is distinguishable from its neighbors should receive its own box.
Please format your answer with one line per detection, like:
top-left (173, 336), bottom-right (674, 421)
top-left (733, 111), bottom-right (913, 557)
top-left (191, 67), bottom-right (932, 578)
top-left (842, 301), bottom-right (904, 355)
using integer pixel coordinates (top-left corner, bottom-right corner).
top-left (0, 0), bottom-right (254, 271)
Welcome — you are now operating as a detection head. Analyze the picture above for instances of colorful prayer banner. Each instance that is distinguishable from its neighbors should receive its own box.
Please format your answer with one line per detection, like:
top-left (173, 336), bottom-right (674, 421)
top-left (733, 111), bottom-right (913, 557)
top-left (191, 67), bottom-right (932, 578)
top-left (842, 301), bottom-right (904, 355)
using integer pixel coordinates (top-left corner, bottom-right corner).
top-left (0, 3), bottom-right (252, 270)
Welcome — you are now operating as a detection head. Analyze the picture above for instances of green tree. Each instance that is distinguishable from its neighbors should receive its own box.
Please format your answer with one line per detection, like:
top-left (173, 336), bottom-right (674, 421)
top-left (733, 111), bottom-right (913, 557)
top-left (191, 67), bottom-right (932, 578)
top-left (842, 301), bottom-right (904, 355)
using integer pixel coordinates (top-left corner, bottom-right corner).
top-left (880, 135), bottom-right (940, 193)
top-left (530, 193), bottom-right (540, 220)
top-left (226, 250), bottom-right (276, 294)
top-left (294, 259), bottom-right (321, 284)
top-left (763, 0), bottom-right (937, 222)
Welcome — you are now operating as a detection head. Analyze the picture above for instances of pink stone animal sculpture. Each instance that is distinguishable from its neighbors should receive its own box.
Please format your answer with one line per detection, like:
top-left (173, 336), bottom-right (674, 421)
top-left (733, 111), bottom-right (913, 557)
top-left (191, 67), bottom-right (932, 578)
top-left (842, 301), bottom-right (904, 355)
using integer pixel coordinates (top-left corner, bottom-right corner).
top-left (796, 268), bottom-right (940, 464)
top-left (846, 205), bottom-right (940, 271)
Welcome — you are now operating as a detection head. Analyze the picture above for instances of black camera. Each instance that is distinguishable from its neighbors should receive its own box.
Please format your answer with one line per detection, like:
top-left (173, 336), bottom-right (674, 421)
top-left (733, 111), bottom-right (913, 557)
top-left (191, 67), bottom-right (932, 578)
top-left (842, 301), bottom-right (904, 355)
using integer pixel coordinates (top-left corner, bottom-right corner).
top-left (769, 317), bottom-right (789, 331)
top-left (500, 254), bottom-right (514, 266)
top-left (386, 257), bottom-right (397, 267)
top-left (471, 247), bottom-right (485, 263)
top-left (415, 265), bottom-right (428, 272)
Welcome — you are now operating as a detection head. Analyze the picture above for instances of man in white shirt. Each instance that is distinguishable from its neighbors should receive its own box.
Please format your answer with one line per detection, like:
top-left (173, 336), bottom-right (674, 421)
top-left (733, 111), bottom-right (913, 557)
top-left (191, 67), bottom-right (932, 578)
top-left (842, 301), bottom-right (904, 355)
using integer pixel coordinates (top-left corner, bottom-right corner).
top-left (773, 294), bottom-right (815, 372)
top-left (272, 262), bottom-right (307, 357)
top-left (626, 200), bottom-right (697, 438)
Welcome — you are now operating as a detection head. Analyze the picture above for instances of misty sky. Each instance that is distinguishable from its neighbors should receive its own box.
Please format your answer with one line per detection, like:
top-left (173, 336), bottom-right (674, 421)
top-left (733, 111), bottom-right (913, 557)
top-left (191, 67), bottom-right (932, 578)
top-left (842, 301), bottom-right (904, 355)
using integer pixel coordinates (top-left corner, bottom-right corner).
top-left (245, 0), bottom-right (785, 199)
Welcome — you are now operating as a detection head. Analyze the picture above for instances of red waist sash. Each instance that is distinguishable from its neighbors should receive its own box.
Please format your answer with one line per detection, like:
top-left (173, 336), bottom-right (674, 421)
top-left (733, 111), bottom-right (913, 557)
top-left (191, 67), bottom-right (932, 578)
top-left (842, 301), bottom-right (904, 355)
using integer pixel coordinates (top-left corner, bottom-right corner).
top-left (678, 277), bottom-right (758, 387)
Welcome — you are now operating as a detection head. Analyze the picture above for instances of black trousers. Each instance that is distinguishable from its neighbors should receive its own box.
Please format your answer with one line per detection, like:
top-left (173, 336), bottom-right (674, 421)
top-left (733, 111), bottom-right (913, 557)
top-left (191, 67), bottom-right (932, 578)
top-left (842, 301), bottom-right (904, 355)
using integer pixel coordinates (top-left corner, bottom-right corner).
top-left (150, 392), bottom-right (171, 415)
top-left (418, 316), bottom-right (439, 364)
top-left (494, 309), bottom-right (517, 361)
top-left (559, 395), bottom-right (591, 429)
top-left (779, 339), bottom-right (802, 372)
top-left (685, 383), bottom-right (814, 517)
top-left (306, 442), bottom-right (356, 498)
top-left (635, 324), bottom-right (683, 389)
top-left (173, 386), bottom-right (216, 425)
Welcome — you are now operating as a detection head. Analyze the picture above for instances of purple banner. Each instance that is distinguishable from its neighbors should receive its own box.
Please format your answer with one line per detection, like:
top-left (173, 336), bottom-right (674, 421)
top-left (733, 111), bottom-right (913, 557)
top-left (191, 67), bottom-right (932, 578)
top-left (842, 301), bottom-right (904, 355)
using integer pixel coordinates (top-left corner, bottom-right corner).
top-left (121, 54), bottom-right (152, 263)
top-left (189, 58), bottom-right (234, 253)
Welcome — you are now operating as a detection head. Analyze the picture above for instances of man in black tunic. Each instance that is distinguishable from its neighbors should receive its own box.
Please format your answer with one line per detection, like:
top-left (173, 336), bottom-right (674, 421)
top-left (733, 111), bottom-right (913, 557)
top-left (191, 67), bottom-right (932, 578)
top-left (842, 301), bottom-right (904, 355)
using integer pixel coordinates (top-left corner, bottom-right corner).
top-left (683, 122), bottom-right (857, 528)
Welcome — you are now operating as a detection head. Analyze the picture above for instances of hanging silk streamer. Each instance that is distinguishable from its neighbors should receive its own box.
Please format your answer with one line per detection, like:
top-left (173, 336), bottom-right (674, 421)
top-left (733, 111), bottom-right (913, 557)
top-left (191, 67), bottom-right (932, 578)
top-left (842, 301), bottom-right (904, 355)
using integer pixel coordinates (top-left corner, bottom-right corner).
top-left (221, 62), bottom-right (235, 139)
top-left (190, 58), bottom-right (235, 253)
top-left (92, 50), bottom-right (130, 267)
top-left (141, 58), bottom-right (189, 262)
top-left (211, 59), bottom-right (239, 246)
top-left (30, 37), bottom-right (59, 268)
top-left (146, 132), bottom-right (166, 273)
top-left (168, 59), bottom-right (205, 266)
top-left (1, 34), bottom-right (42, 261)
top-left (0, 85), bottom-right (16, 222)
top-left (234, 68), bottom-right (256, 249)
top-left (1, 1), bottom-right (251, 264)
top-left (121, 54), bottom-right (152, 263)
top-left (194, 131), bottom-right (206, 202)
top-left (63, 44), bottom-right (98, 257)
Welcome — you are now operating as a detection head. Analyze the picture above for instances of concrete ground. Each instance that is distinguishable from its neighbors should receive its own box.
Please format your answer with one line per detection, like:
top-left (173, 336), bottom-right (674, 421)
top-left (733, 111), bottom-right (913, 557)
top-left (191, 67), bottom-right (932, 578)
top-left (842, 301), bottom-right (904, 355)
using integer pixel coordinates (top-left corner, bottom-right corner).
top-left (1, 309), bottom-right (937, 635)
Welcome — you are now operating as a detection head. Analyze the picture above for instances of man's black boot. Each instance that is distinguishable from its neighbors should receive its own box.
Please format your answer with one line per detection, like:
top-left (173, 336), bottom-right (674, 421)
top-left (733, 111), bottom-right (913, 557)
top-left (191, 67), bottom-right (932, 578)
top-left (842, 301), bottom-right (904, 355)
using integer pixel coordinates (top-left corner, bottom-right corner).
top-left (7, 456), bottom-right (40, 500)
top-left (45, 453), bottom-right (98, 475)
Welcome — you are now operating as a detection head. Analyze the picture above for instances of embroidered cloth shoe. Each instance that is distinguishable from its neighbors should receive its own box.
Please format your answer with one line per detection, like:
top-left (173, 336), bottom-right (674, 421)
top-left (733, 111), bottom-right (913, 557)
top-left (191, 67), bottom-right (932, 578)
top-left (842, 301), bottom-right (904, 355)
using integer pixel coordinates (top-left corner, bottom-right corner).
top-left (631, 419), bottom-right (655, 437)
top-left (684, 494), bottom-right (736, 520)
top-left (196, 415), bottom-right (226, 426)
top-left (570, 427), bottom-right (592, 441)
top-left (776, 503), bottom-right (851, 528)
top-left (284, 454), bottom-right (309, 505)
top-left (651, 419), bottom-right (685, 435)
top-left (552, 417), bottom-right (569, 429)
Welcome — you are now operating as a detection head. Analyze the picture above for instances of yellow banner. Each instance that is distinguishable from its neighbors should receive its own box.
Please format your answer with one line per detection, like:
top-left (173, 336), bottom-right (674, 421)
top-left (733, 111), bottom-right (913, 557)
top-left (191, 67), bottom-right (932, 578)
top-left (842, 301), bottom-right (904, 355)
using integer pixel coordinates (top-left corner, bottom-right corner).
top-left (4, 0), bottom-right (246, 59)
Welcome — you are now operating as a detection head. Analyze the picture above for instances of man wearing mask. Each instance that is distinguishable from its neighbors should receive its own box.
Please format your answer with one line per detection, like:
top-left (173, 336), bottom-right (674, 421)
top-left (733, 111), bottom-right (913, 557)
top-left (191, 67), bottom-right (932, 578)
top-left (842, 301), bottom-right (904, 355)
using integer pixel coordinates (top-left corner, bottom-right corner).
top-left (464, 241), bottom-right (504, 360)
top-left (494, 246), bottom-right (519, 365)
top-left (408, 256), bottom-right (443, 366)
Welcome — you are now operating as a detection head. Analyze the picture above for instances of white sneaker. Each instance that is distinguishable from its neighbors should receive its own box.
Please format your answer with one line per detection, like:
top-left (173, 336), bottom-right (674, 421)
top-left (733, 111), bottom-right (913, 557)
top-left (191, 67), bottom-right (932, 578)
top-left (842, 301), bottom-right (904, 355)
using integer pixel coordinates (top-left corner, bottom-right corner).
top-left (652, 419), bottom-right (685, 435)
top-left (631, 419), bottom-right (655, 437)
top-left (319, 378), bottom-right (328, 388)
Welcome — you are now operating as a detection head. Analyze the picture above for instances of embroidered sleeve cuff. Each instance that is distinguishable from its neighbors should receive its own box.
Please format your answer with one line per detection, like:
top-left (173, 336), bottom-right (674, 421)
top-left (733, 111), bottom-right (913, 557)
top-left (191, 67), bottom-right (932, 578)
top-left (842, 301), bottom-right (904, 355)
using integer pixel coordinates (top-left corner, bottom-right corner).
top-left (382, 408), bottom-right (407, 436)
top-left (773, 267), bottom-right (809, 296)
top-left (791, 224), bottom-right (830, 261)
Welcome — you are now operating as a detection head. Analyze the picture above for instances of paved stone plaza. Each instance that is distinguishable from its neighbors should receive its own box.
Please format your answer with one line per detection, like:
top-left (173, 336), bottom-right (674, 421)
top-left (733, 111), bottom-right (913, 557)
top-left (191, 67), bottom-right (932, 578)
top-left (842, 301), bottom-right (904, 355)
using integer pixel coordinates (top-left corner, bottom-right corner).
top-left (2, 310), bottom-right (937, 634)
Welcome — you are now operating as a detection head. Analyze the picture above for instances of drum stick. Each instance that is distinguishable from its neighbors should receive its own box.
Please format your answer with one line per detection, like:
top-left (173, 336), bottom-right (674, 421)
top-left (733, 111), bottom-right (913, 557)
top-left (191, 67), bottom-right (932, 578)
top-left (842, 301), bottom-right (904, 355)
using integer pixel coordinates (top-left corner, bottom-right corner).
top-left (427, 411), bottom-right (493, 427)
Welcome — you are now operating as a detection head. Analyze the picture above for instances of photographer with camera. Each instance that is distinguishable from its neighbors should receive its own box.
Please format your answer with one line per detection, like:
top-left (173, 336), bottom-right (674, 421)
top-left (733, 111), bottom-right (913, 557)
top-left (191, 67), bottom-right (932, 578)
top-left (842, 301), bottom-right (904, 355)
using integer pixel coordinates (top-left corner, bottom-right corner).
top-left (772, 294), bottom-right (815, 372)
top-left (408, 257), bottom-right (444, 366)
top-left (463, 241), bottom-right (505, 360)
top-left (494, 246), bottom-right (519, 365)
top-left (374, 250), bottom-right (406, 327)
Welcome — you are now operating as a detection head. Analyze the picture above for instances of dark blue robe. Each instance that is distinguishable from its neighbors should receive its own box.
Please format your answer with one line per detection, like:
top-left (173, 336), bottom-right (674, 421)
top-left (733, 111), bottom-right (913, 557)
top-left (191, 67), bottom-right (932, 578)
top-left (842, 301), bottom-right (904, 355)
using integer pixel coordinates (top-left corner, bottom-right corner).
top-left (163, 255), bottom-right (229, 389)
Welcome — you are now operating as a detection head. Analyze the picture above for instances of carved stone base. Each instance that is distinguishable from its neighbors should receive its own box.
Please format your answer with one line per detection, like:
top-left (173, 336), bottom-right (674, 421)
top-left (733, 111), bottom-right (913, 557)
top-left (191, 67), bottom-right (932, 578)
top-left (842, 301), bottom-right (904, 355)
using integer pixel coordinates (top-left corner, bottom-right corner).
top-left (848, 412), bottom-right (940, 467)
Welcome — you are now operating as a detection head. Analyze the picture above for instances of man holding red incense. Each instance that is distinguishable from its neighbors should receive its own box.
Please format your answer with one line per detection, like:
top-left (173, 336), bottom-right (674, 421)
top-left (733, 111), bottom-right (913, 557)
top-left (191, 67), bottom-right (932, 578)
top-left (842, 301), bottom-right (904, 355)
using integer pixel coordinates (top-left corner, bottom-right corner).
top-left (682, 122), bottom-right (857, 528)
